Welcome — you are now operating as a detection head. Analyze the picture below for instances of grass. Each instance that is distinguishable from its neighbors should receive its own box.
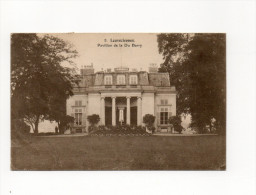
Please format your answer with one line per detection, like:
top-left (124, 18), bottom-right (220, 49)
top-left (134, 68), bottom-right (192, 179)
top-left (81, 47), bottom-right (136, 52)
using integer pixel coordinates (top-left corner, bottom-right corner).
top-left (11, 135), bottom-right (226, 170)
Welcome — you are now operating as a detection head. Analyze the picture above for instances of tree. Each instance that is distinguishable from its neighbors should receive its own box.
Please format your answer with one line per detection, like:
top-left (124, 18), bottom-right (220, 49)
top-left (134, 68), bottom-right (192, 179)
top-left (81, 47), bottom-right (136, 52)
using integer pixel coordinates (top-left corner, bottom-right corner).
top-left (169, 116), bottom-right (183, 134)
top-left (143, 114), bottom-right (155, 127)
top-left (11, 34), bottom-right (78, 134)
top-left (87, 114), bottom-right (100, 126)
top-left (11, 118), bottom-right (31, 139)
top-left (46, 94), bottom-right (72, 134)
top-left (157, 33), bottom-right (226, 134)
top-left (143, 114), bottom-right (156, 132)
top-left (87, 114), bottom-right (100, 130)
top-left (58, 115), bottom-right (74, 134)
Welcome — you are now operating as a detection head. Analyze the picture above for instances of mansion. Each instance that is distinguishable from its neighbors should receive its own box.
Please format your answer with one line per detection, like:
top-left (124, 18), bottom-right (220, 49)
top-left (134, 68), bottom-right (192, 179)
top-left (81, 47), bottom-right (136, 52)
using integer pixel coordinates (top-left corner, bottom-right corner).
top-left (66, 64), bottom-right (177, 133)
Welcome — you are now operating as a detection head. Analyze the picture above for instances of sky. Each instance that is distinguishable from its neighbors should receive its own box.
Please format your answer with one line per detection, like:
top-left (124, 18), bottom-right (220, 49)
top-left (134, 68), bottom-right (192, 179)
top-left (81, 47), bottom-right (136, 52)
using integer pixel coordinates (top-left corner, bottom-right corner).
top-left (50, 33), bottom-right (164, 72)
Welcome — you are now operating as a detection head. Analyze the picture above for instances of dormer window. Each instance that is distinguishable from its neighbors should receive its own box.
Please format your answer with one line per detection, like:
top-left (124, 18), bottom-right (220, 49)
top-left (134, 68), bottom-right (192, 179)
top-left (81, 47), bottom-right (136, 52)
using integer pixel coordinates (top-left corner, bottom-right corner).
top-left (104, 75), bottom-right (112, 85)
top-left (129, 75), bottom-right (138, 85)
top-left (117, 75), bottom-right (125, 85)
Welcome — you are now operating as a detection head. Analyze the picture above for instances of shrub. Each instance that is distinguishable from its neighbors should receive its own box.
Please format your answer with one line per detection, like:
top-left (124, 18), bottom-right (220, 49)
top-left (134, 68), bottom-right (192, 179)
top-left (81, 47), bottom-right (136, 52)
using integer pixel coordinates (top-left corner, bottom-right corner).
top-left (143, 114), bottom-right (155, 127)
top-left (98, 125), bottom-right (105, 131)
top-left (88, 126), bottom-right (98, 133)
top-left (87, 114), bottom-right (100, 126)
top-left (143, 114), bottom-right (155, 133)
top-left (89, 125), bottom-right (149, 135)
top-left (117, 124), bottom-right (132, 131)
top-left (148, 126), bottom-right (156, 133)
top-left (137, 125), bottom-right (146, 132)
top-left (11, 118), bottom-right (31, 141)
top-left (11, 119), bottom-right (30, 134)
top-left (64, 115), bottom-right (75, 124)
top-left (169, 116), bottom-right (183, 134)
top-left (36, 132), bottom-right (58, 136)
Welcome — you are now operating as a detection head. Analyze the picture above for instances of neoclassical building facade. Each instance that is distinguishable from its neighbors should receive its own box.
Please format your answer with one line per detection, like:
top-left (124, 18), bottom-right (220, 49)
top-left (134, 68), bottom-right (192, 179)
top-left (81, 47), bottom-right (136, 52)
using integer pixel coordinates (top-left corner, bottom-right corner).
top-left (66, 65), bottom-right (176, 133)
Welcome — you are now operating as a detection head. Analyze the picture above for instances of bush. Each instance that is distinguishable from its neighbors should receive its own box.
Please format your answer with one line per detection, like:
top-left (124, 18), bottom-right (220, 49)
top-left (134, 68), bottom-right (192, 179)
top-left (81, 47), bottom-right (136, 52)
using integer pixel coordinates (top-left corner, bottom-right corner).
top-left (87, 114), bottom-right (100, 127)
top-left (11, 118), bottom-right (31, 140)
top-left (60, 115), bottom-right (75, 133)
top-left (169, 116), bottom-right (183, 134)
top-left (11, 119), bottom-right (30, 134)
top-left (88, 125), bottom-right (98, 133)
top-left (137, 125), bottom-right (146, 132)
top-left (36, 132), bottom-right (59, 136)
top-left (143, 114), bottom-right (155, 134)
top-left (89, 125), bottom-right (149, 135)
top-left (148, 126), bottom-right (156, 133)
top-left (143, 114), bottom-right (155, 127)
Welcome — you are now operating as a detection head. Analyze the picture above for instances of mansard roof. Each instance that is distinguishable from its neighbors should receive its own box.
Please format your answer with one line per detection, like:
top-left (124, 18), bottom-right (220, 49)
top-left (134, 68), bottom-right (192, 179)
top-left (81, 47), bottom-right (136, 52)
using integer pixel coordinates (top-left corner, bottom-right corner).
top-left (76, 71), bottom-right (171, 87)
top-left (148, 73), bottom-right (170, 87)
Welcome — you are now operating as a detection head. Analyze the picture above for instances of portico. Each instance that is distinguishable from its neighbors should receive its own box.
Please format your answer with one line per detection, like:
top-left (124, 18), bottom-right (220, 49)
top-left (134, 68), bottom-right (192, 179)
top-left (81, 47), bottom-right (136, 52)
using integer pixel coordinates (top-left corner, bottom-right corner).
top-left (100, 93), bottom-right (142, 126)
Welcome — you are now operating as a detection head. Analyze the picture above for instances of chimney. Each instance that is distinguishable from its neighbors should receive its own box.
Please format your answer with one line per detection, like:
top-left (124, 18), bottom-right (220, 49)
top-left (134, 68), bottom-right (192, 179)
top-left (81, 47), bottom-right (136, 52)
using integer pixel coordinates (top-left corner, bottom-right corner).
top-left (80, 63), bottom-right (94, 75)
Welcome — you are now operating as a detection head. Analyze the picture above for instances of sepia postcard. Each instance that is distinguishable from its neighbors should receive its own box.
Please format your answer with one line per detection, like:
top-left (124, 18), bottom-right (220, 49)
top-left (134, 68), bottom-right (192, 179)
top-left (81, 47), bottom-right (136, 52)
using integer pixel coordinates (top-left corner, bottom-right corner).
top-left (11, 33), bottom-right (226, 170)
top-left (2, 1), bottom-right (256, 195)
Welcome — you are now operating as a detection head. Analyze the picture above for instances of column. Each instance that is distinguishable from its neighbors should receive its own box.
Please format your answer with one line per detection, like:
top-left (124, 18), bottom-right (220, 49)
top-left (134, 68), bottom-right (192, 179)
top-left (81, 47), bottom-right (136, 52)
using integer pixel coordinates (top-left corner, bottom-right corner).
top-left (112, 97), bottom-right (116, 126)
top-left (100, 97), bottom-right (105, 125)
top-left (126, 97), bottom-right (131, 125)
top-left (137, 97), bottom-right (142, 125)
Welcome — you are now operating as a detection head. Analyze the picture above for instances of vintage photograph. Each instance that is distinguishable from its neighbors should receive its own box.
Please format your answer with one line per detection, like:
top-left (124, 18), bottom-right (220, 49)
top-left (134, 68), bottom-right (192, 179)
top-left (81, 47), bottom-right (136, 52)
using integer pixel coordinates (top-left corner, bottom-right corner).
top-left (11, 33), bottom-right (226, 170)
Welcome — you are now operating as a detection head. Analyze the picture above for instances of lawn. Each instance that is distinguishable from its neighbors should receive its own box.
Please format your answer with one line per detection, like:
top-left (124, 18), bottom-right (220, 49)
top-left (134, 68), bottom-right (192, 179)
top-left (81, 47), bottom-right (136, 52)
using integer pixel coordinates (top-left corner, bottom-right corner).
top-left (11, 135), bottom-right (226, 170)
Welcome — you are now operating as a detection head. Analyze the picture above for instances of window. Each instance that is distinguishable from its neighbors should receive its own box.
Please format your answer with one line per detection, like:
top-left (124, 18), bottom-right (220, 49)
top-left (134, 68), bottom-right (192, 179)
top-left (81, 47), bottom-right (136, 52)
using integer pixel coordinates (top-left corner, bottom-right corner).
top-left (129, 75), bottom-right (138, 85)
top-left (160, 107), bottom-right (169, 125)
top-left (75, 100), bottom-right (82, 106)
top-left (117, 75), bottom-right (125, 85)
top-left (104, 75), bottom-right (112, 85)
top-left (157, 106), bottom-right (172, 125)
top-left (74, 108), bottom-right (82, 126)
top-left (160, 99), bottom-right (168, 105)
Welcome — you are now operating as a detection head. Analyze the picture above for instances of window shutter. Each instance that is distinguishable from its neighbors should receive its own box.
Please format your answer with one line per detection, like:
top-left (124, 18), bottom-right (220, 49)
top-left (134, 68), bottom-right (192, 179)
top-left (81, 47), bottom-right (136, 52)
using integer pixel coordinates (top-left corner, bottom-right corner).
top-left (71, 113), bottom-right (75, 124)
top-left (80, 113), bottom-right (83, 125)
top-left (168, 112), bottom-right (172, 120)
top-left (81, 113), bottom-right (86, 126)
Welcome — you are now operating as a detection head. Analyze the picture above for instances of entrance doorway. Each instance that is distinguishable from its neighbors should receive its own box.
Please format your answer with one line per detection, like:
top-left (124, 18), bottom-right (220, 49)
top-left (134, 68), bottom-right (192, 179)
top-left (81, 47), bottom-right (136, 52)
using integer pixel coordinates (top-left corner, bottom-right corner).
top-left (130, 106), bottom-right (137, 125)
top-left (104, 96), bottom-right (138, 126)
top-left (116, 107), bottom-right (127, 125)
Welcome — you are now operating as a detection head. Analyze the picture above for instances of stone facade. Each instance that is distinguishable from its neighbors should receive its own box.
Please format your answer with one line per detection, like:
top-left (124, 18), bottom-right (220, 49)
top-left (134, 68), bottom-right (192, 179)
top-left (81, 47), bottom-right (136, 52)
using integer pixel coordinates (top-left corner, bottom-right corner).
top-left (66, 66), bottom-right (177, 133)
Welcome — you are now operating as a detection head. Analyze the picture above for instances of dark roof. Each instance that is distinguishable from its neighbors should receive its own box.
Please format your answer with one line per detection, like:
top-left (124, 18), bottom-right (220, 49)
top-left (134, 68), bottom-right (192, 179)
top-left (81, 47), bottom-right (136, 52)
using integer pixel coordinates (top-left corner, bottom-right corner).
top-left (138, 72), bottom-right (149, 85)
top-left (77, 72), bottom-right (170, 87)
top-left (148, 73), bottom-right (170, 87)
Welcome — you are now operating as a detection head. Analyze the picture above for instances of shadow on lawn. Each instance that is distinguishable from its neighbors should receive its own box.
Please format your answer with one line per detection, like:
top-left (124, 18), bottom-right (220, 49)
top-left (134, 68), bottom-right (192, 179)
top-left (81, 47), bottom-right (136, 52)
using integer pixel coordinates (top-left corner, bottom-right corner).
top-left (11, 135), bottom-right (226, 171)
